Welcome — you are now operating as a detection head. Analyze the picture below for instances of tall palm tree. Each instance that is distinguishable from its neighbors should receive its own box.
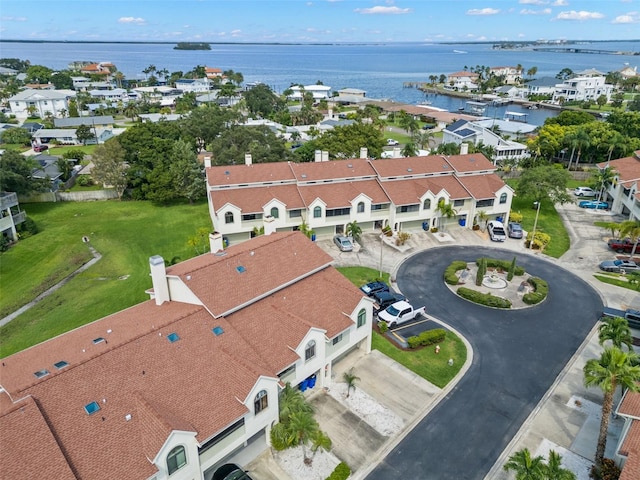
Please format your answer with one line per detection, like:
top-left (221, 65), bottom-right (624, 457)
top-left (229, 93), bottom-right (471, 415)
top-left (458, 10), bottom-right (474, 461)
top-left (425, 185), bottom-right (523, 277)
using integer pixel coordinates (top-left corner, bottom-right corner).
top-left (436, 199), bottom-right (458, 232)
top-left (123, 103), bottom-right (139, 122)
top-left (592, 166), bottom-right (616, 203)
top-left (288, 410), bottom-right (320, 464)
top-left (503, 448), bottom-right (545, 480)
top-left (544, 450), bottom-right (576, 480)
top-left (583, 347), bottom-right (640, 467)
top-left (619, 220), bottom-right (640, 259)
top-left (571, 128), bottom-right (590, 170)
top-left (278, 383), bottom-right (313, 423)
top-left (345, 221), bottom-right (362, 243)
top-left (598, 315), bottom-right (633, 350)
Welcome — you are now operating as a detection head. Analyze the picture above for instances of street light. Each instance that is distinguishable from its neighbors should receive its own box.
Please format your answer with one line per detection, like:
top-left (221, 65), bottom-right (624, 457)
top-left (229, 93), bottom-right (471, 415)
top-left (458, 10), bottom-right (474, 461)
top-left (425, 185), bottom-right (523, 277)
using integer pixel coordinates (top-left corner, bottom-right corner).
top-left (530, 200), bottom-right (541, 251)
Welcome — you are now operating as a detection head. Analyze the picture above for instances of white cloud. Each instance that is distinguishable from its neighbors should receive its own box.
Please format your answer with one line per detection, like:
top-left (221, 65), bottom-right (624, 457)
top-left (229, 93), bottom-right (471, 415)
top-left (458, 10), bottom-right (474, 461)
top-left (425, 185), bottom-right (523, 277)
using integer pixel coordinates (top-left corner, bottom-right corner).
top-left (1, 16), bottom-right (27, 22)
top-left (612, 11), bottom-right (640, 23)
top-left (231, 29), bottom-right (242, 37)
top-left (556, 10), bottom-right (604, 20)
top-left (551, 0), bottom-right (568, 5)
top-left (519, 0), bottom-right (547, 5)
top-left (467, 8), bottom-right (500, 16)
top-left (521, 8), bottom-right (552, 14)
top-left (354, 6), bottom-right (411, 14)
top-left (118, 16), bottom-right (146, 25)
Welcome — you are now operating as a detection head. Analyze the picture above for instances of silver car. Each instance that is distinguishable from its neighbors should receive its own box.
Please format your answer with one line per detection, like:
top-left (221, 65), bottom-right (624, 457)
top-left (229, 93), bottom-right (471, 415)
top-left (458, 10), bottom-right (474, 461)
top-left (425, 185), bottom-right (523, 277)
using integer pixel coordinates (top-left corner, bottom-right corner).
top-left (599, 259), bottom-right (640, 273)
top-left (487, 220), bottom-right (507, 242)
top-left (333, 235), bottom-right (354, 252)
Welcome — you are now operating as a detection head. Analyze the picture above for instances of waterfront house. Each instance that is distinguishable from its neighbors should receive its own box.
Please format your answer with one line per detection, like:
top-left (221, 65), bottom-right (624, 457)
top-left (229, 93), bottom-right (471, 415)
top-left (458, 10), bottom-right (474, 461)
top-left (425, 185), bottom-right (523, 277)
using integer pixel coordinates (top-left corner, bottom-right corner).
top-left (0, 191), bottom-right (26, 241)
top-left (8, 89), bottom-right (75, 119)
top-left (205, 66), bottom-right (223, 80)
top-left (445, 71), bottom-right (479, 91)
top-left (88, 88), bottom-right (128, 102)
top-left (526, 77), bottom-right (558, 98)
top-left (489, 66), bottom-right (522, 85)
top-left (287, 84), bottom-right (332, 100)
top-left (79, 62), bottom-right (115, 78)
top-left (597, 151), bottom-right (640, 222)
top-left (552, 74), bottom-right (614, 103)
top-left (618, 65), bottom-right (639, 80)
top-left (0, 231), bottom-right (372, 480)
top-left (205, 150), bottom-right (513, 245)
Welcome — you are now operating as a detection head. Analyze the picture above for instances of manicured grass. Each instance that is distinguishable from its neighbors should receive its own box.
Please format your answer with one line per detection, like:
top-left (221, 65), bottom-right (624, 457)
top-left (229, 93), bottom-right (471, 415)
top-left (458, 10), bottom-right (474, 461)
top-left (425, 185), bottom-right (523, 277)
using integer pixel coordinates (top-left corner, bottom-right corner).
top-left (506, 179), bottom-right (570, 258)
top-left (0, 143), bottom-right (30, 152)
top-left (593, 274), bottom-right (640, 292)
top-left (48, 144), bottom-right (97, 156)
top-left (338, 266), bottom-right (466, 387)
top-left (0, 200), bottom-right (210, 357)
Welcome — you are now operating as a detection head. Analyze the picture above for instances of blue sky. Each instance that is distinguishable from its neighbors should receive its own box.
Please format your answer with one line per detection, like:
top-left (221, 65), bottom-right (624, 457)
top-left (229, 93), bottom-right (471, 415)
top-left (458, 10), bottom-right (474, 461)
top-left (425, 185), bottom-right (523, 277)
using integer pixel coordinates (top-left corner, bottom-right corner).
top-left (1, 0), bottom-right (639, 43)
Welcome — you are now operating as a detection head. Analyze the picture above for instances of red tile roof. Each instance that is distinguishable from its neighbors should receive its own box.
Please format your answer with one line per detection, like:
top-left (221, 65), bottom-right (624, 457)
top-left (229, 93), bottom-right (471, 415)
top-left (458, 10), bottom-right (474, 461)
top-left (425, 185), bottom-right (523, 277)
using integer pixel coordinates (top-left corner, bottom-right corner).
top-left (298, 179), bottom-right (389, 208)
top-left (370, 155), bottom-right (455, 177)
top-left (206, 161), bottom-right (296, 187)
top-left (620, 420), bottom-right (640, 480)
top-left (457, 173), bottom-right (508, 200)
top-left (381, 176), bottom-right (469, 205)
top-left (444, 153), bottom-right (495, 173)
top-left (289, 158), bottom-right (377, 182)
top-left (598, 153), bottom-right (640, 188)
top-left (211, 183), bottom-right (305, 214)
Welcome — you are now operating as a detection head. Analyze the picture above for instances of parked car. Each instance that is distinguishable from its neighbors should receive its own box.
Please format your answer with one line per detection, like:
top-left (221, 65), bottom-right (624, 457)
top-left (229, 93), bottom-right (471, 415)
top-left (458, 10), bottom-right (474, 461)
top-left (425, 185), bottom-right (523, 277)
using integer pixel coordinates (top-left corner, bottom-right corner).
top-left (487, 220), bottom-right (507, 242)
top-left (574, 186), bottom-right (595, 197)
top-left (372, 290), bottom-right (407, 313)
top-left (333, 235), bottom-right (353, 252)
top-left (507, 222), bottom-right (523, 239)
top-left (607, 238), bottom-right (637, 254)
top-left (386, 139), bottom-right (399, 146)
top-left (33, 144), bottom-right (48, 152)
top-left (212, 464), bottom-right (254, 480)
top-left (360, 281), bottom-right (389, 297)
top-left (377, 301), bottom-right (426, 328)
top-left (599, 259), bottom-right (640, 273)
top-left (578, 200), bottom-right (609, 210)
top-left (602, 307), bottom-right (640, 330)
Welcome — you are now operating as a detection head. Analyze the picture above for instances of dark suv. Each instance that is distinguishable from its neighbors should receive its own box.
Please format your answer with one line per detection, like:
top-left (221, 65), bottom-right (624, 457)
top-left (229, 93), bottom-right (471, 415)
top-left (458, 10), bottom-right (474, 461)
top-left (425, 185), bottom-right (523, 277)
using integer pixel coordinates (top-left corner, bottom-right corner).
top-left (372, 290), bottom-right (407, 313)
top-left (360, 281), bottom-right (389, 297)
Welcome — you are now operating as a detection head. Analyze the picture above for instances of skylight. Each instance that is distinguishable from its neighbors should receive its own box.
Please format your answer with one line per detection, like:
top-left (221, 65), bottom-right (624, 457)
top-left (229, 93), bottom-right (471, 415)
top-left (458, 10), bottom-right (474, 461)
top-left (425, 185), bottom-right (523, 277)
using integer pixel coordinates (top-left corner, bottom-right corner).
top-left (236, 265), bottom-right (246, 273)
top-left (84, 401), bottom-right (101, 415)
top-left (212, 326), bottom-right (224, 336)
top-left (167, 333), bottom-right (180, 343)
top-left (34, 369), bottom-right (49, 379)
top-left (93, 337), bottom-right (105, 344)
top-left (54, 361), bottom-right (69, 370)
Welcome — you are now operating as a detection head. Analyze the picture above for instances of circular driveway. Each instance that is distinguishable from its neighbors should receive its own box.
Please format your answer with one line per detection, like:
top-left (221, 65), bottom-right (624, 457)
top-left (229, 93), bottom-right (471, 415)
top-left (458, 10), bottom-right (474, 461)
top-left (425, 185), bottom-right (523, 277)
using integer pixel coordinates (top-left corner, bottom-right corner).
top-left (366, 246), bottom-right (603, 480)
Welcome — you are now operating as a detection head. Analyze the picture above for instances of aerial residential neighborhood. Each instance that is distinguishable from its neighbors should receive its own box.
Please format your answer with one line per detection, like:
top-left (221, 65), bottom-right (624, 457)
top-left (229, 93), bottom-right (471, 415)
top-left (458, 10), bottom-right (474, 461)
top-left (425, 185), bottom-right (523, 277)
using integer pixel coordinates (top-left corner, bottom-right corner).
top-left (1, 44), bottom-right (640, 480)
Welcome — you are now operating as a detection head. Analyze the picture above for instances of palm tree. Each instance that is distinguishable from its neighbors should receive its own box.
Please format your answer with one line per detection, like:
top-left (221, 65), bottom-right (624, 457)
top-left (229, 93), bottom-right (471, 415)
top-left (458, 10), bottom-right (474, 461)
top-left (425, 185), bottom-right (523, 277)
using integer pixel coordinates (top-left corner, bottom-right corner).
top-left (503, 448), bottom-right (545, 480)
top-left (342, 368), bottom-right (360, 398)
top-left (310, 431), bottom-right (332, 463)
top-left (345, 221), bottom-right (362, 243)
top-left (436, 199), bottom-right (458, 232)
top-left (278, 383), bottom-right (313, 423)
top-left (544, 450), bottom-right (576, 480)
top-left (401, 142), bottom-right (418, 157)
top-left (123, 103), bottom-right (139, 122)
top-left (288, 410), bottom-right (320, 464)
top-left (583, 346), bottom-right (640, 468)
top-left (598, 315), bottom-right (633, 350)
top-left (572, 129), bottom-right (590, 170)
top-left (592, 166), bottom-right (616, 203)
top-left (619, 220), bottom-right (640, 259)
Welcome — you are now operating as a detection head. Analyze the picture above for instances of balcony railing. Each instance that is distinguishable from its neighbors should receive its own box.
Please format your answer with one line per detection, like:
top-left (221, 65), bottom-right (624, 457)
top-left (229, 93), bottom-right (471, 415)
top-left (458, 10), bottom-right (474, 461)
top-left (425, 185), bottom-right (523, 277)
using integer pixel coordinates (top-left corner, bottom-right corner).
top-left (0, 192), bottom-right (18, 210)
top-left (13, 211), bottom-right (26, 225)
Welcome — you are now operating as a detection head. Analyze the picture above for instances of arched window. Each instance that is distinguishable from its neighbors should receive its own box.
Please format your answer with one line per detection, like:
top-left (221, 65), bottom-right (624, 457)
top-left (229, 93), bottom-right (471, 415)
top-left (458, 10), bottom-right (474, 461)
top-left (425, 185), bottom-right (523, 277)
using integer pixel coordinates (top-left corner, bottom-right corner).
top-left (357, 202), bottom-right (365, 213)
top-left (224, 211), bottom-right (234, 224)
top-left (167, 446), bottom-right (187, 475)
top-left (254, 390), bottom-right (268, 414)
top-left (423, 199), bottom-right (431, 210)
top-left (499, 193), bottom-right (508, 204)
top-left (305, 340), bottom-right (316, 361)
top-left (313, 206), bottom-right (322, 218)
top-left (270, 207), bottom-right (279, 219)
top-left (357, 308), bottom-right (366, 328)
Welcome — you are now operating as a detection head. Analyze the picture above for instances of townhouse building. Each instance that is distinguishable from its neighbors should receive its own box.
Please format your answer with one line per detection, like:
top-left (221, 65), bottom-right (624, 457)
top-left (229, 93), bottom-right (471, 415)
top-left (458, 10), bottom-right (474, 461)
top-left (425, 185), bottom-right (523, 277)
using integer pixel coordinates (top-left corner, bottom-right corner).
top-left (206, 151), bottom-right (514, 245)
top-left (0, 231), bottom-right (372, 480)
top-left (598, 151), bottom-right (640, 222)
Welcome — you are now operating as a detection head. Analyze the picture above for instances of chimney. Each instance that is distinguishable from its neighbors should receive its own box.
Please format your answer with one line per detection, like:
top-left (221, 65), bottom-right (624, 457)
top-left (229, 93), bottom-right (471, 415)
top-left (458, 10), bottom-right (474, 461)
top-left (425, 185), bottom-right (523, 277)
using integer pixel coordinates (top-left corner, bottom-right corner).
top-left (244, 153), bottom-right (252, 166)
top-left (204, 156), bottom-right (211, 168)
top-left (263, 215), bottom-right (277, 235)
top-left (360, 147), bottom-right (368, 159)
top-left (209, 231), bottom-right (224, 253)
top-left (321, 150), bottom-right (329, 162)
top-left (460, 143), bottom-right (469, 155)
top-left (149, 255), bottom-right (170, 306)
top-left (393, 147), bottom-right (401, 158)
top-left (315, 150), bottom-right (322, 162)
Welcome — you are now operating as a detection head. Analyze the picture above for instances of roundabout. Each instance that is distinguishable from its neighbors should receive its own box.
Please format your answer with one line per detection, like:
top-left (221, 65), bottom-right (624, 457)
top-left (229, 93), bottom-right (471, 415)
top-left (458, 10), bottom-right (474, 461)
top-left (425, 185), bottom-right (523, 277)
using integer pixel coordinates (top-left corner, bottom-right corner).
top-left (366, 246), bottom-right (604, 480)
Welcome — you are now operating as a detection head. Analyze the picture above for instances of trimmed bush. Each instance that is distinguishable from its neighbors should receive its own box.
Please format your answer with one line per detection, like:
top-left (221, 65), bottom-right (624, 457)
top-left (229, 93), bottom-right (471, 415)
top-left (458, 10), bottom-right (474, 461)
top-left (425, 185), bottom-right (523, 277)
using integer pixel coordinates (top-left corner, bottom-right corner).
top-left (476, 257), bottom-right (525, 276)
top-left (444, 261), bottom-right (468, 285)
top-left (476, 257), bottom-right (486, 286)
top-left (523, 277), bottom-right (548, 305)
top-left (378, 320), bottom-right (389, 334)
top-left (407, 328), bottom-right (447, 349)
top-left (457, 287), bottom-right (512, 309)
top-left (507, 257), bottom-right (516, 282)
top-left (326, 462), bottom-right (351, 480)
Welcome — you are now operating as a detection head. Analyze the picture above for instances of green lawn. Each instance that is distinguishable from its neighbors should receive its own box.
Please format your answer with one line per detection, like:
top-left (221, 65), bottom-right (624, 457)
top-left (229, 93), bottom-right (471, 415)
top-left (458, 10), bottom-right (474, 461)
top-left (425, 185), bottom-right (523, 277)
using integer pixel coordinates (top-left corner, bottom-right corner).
top-left (48, 144), bottom-right (97, 156)
top-left (0, 200), bottom-right (210, 357)
top-left (593, 273), bottom-right (640, 292)
top-left (338, 266), bottom-right (466, 387)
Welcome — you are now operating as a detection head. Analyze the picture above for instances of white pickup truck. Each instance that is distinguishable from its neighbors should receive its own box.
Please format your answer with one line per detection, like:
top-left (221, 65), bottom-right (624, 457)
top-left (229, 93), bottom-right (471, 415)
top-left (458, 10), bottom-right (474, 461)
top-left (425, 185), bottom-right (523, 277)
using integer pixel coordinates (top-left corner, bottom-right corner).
top-left (377, 301), bottom-right (426, 328)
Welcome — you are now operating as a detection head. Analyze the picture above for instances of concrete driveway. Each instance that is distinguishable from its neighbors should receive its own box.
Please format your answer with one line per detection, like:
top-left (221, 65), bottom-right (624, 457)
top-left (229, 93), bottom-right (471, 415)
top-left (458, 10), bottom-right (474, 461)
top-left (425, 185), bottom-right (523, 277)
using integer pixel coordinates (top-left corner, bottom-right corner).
top-left (365, 246), bottom-right (604, 480)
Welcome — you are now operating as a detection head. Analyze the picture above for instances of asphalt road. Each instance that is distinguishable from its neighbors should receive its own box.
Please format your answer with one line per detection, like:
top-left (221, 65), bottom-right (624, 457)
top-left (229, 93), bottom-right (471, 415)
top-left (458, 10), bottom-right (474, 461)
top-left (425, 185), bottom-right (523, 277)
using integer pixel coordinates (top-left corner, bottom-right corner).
top-left (366, 246), bottom-right (603, 480)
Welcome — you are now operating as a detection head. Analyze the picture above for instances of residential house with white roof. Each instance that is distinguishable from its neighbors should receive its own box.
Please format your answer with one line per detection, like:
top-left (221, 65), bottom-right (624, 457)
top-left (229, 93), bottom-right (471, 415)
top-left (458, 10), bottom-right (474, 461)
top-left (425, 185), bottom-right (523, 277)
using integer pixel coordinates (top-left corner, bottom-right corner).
top-left (8, 89), bottom-right (76, 119)
top-left (288, 85), bottom-right (332, 100)
top-left (0, 231), bottom-right (372, 480)
top-left (552, 74), bottom-right (614, 103)
top-left (597, 151), bottom-right (640, 222)
top-left (175, 78), bottom-right (211, 93)
top-left (206, 152), bottom-right (513, 245)
top-left (526, 77), bottom-right (558, 98)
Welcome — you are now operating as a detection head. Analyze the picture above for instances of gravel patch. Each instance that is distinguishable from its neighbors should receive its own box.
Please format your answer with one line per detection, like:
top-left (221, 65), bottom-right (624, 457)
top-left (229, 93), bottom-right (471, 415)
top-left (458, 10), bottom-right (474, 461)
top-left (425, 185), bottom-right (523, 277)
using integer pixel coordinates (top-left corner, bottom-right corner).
top-left (535, 438), bottom-right (593, 480)
top-left (275, 445), bottom-right (340, 480)
top-left (327, 381), bottom-right (404, 436)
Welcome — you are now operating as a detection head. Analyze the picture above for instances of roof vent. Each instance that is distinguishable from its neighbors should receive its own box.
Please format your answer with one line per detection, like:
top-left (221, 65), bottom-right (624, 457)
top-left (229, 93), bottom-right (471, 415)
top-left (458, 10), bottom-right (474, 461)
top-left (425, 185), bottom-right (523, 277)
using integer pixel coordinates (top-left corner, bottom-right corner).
top-left (54, 361), bottom-right (69, 370)
top-left (224, 170), bottom-right (230, 175)
top-left (93, 337), bottom-right (105, 344)
top-left (301, 174), bottom-right (307, 178)
top-left (125, 414), bottom-right (132, 421)
top-left (236, 265), bottom-right (246, 273)
top-left (212, 326), bottom-right (224, 336)
top-left (407, 168), bottom-right (413, 172)
top-left (167, 332), bottom-right (180, 343)
top-left (34, 369), bottom-right (49, 379)
top-left (347, 164), bottom-right (353, 168)
top-left (84, 401), bottom-right (101, 415)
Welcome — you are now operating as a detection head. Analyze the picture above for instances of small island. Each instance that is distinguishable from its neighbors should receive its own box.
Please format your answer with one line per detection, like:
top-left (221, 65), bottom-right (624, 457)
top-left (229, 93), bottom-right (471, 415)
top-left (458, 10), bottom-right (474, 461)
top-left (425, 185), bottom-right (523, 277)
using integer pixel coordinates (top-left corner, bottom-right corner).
top-left (174, 42), bottom-right (211, 50)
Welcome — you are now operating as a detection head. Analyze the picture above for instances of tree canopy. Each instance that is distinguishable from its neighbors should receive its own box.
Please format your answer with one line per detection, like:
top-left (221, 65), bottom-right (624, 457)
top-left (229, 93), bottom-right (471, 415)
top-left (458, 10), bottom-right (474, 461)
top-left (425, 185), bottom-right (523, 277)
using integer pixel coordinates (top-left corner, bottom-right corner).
top-left (516, 165), bottom-right (571, 204)
top-left (209, 125), bottom-right (290, 165)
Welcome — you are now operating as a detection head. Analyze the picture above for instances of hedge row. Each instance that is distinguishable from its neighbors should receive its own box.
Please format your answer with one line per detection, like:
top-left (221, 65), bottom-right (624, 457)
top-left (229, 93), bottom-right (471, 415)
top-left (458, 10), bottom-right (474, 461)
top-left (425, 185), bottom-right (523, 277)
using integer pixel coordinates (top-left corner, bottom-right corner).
top-left (457, 287), bottom-right (512, 309)
top-left (445, 261), bottom-right (469, 285)
top-left (326, 462), bottom-right (351, 480)
top-left (523, 277), bottom-right (548, 305)
top-left (407, 328), bottom-right (447, 349)
top-left (475, 257), bottom-right (525, 276)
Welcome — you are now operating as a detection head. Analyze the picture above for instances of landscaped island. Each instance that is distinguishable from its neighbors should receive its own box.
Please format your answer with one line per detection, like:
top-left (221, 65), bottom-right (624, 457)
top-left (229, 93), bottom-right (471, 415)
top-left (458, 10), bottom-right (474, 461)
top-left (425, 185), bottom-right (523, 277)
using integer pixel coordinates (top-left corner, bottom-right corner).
top-left (174, 42), bottom-right (211, 50)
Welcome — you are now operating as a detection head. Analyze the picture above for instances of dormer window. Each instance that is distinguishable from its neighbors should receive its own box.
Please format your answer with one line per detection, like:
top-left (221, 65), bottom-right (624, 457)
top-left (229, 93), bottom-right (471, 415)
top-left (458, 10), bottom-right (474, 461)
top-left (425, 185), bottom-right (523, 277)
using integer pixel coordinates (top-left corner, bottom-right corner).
top-left (167, 445), bottom-right (187, 475)
top-left (305, 340), bottom-right (316, 361)
top-left (225, 211), bottom-right (234, 224)
top-left (254, 390), bottom-right (268, 414)
top-left (270, 207), bottom-right (279, 219)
